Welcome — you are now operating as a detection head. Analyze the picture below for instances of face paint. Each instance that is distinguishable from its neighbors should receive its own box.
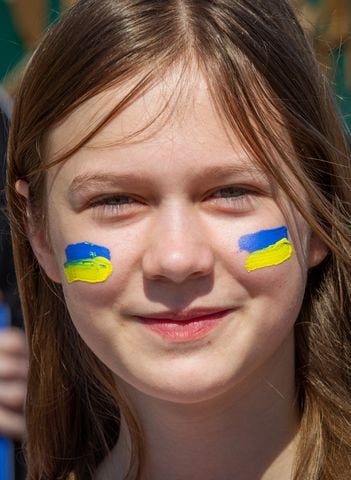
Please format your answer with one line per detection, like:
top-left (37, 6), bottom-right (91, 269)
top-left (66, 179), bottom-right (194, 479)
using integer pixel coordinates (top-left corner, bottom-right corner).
top-left (239, 226), bottom-right (293, 272)
top-left (64, 242), bottom-right (113, 283)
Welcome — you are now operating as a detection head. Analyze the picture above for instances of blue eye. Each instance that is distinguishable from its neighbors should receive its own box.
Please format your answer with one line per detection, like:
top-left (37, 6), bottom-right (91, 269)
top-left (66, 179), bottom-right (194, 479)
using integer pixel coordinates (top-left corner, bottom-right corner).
top-left (99, 196), bottom-right (133, 206)
top-left (89, 194), bottom-right (141, 218)
top-left (213, 187), bottom-right (247, 198)
top-left (208, 186), bottom-right (256, 212)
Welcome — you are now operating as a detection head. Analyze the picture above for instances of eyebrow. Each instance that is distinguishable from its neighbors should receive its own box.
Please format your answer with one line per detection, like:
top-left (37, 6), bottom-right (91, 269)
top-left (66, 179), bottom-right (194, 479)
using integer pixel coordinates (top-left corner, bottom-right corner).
top-left (68, 164), bottom-right (267, 197)
top-left (188, 164), bottom-right (266, 182)
top-left (68, 172), bottom-right (147, 197)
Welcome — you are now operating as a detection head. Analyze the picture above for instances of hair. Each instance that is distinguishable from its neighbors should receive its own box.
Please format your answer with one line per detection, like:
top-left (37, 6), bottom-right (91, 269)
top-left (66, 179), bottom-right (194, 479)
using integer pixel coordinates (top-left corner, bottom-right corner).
top-left (6, 0), bottom-right (351, 478)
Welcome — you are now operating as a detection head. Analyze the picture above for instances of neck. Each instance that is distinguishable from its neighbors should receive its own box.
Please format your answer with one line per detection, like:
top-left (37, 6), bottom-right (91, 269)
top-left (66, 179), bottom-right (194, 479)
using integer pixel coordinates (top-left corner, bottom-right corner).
top-left (97, 336), bottom-right (300, 480)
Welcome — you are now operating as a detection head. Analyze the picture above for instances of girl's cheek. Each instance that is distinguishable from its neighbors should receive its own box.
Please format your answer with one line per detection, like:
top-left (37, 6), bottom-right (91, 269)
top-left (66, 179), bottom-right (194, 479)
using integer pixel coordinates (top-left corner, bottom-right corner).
top-left (60, 240), bottom-right (128, 308)
top-left (229, 224), bottom-right (303, 295)
top-left (63, 241), bottom-right (113, 284)
top-left (237, 225), bottom-right (293, 274)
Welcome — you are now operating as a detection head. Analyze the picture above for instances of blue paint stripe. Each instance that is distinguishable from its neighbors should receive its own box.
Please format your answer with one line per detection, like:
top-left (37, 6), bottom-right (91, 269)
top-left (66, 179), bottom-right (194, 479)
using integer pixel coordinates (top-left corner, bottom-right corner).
top-left (0, 306), bottom-right (13, 480)
top-left (239, 226), bottom-right (288, 253)
top-left (0, 437), bottom-right (13, 480)
top-left (65, 242), bottom-right (111, 261)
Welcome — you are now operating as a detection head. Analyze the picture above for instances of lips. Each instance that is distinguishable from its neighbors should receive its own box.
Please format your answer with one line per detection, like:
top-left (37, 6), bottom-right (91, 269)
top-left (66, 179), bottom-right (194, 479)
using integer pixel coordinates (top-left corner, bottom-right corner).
top-left (136, 308), bottom-right (233, 322)
top-left (136, 308), bottom-right (233, 342)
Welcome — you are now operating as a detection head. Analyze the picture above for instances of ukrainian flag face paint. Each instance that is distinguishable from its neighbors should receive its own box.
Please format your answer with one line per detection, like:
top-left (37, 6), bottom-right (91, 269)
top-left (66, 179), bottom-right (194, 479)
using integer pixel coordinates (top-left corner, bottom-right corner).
top-left (239, 226), bottom-right (293, 272)
top-left (64, 242), bottom-right (113, 283)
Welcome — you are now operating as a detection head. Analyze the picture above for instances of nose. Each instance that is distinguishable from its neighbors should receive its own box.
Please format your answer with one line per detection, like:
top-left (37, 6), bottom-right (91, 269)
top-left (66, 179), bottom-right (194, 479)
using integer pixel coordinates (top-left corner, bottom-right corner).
top-left (142, 206), bottom-right (215, 284)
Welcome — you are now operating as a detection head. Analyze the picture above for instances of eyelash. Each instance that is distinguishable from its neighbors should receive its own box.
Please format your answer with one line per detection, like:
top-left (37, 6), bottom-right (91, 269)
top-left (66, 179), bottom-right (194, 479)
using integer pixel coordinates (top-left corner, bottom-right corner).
top-left (89, 195), bottom-right (138, 216)
top-left (209, 186), bottom-right (254, 210)
top-left (89, 186), bottom-right (256, 217)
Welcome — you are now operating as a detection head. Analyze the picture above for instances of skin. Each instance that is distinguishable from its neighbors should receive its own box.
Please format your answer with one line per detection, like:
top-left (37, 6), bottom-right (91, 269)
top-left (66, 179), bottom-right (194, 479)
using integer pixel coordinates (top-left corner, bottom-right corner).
top-left (18, 68), bottom-right (327, 479)
top-left (0, 328), bottom-right (27, 439)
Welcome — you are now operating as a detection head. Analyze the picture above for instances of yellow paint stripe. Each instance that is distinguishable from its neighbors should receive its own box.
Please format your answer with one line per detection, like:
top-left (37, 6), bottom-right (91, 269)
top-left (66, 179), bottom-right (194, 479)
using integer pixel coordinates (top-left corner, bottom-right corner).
top-left (245, 238), bottom-right (293, 272)
top-left (64, 256), bottom-right (113, 283)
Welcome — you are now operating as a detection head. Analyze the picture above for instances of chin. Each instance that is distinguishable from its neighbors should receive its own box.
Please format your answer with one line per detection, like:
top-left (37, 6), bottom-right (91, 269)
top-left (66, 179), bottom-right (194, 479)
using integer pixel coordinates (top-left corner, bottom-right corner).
top-left (117, 364), bottom-right (242, 405)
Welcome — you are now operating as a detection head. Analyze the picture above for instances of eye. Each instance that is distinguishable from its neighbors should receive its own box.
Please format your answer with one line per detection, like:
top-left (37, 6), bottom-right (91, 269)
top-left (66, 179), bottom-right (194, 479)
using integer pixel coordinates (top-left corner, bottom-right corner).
top-left (206, 186), bottom-right (256, 212)
top-left (95, 195), bottom-right (133, 206)
top-left (212, 187), bottom-right (247, 198)
top-left (89, 194), bottom-right (143, 218)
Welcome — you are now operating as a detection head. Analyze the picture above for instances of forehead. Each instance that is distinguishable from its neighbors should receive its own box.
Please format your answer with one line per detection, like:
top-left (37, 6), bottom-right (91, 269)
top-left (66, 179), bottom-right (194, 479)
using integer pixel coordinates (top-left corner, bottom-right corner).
top-left (46, 68), bottom-right (248, 161)
top-left (45, 66), bottom-right (294, 191)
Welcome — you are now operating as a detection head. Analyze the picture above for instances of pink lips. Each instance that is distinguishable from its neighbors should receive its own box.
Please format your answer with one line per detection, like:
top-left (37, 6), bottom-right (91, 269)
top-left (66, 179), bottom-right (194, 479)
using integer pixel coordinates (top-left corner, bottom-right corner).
top-left (137, 309), bottom-right (232, 342)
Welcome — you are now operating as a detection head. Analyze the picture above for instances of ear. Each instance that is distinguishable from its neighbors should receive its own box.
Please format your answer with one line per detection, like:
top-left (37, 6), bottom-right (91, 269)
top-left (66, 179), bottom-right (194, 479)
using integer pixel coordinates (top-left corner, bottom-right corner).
top-left (16, 180), bottom-right (62, 284)
top-left (307, 230), bottom-right (329, 269)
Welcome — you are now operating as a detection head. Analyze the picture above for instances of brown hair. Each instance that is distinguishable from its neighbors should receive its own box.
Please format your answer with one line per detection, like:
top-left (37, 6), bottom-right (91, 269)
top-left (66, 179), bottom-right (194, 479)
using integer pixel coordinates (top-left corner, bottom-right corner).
top-left (6, 1), bottom-right (351, 478)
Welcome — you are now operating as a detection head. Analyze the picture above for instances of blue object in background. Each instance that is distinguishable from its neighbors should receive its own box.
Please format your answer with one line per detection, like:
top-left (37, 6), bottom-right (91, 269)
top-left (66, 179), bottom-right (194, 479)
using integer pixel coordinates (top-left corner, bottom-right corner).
top-left (0, 303), bottom-right (14, 480)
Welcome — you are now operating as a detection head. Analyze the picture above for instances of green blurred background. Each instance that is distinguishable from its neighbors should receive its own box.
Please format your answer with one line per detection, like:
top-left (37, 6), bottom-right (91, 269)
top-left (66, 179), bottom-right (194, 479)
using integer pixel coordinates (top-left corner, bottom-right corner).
top-left (0, 0), bottom-right (350, 129)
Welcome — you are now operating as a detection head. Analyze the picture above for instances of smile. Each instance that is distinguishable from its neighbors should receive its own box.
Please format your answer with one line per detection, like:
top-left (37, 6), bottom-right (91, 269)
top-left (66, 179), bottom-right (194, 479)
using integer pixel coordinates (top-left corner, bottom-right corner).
top-left (136, 309), bottom-right (233, 342)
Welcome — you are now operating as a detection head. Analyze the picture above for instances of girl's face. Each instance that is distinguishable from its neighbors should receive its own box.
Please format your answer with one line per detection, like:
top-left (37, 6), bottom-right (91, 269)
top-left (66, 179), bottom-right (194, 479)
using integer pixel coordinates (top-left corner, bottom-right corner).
top-left (33, 71), bottom-right (326, 404)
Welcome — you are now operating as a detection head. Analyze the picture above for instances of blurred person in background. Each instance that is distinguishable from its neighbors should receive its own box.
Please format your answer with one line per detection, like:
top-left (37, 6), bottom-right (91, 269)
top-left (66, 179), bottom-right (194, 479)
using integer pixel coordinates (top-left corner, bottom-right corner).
top-left (0, 94), bottom-right (27, 480)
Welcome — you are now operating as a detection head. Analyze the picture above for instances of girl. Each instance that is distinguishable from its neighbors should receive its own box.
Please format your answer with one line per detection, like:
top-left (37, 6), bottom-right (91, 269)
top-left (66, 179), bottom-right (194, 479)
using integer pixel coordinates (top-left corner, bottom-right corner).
top-left (6, 1), bottom-right (351, 479)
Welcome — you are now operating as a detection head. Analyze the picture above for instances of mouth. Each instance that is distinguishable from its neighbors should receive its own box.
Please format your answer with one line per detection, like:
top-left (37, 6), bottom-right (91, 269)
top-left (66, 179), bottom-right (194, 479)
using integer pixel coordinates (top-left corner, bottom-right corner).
top-left (135, 308), bottom-right (233, 342)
